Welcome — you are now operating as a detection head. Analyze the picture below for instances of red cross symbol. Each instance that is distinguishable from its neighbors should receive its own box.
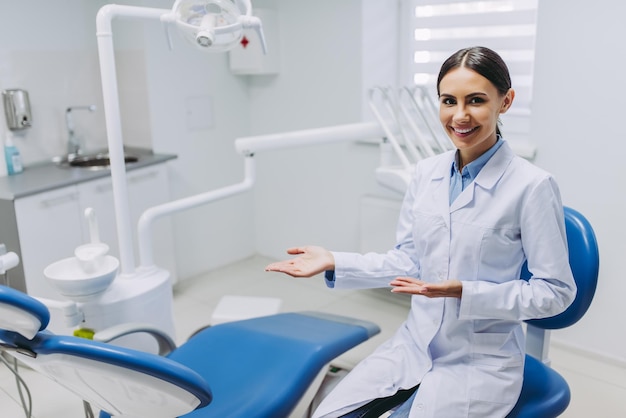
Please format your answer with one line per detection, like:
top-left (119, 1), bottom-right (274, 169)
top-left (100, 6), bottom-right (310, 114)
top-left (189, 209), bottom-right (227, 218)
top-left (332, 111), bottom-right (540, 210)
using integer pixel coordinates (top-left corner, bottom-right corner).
top-left (240, 36), bottom-right (250, 49)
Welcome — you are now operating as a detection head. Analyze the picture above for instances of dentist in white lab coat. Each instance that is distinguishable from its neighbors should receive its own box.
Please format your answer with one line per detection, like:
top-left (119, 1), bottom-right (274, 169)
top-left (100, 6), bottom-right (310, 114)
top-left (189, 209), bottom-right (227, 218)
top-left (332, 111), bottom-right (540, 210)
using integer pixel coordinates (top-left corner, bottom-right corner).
top-left (266, 46), bottom-right (576, 418)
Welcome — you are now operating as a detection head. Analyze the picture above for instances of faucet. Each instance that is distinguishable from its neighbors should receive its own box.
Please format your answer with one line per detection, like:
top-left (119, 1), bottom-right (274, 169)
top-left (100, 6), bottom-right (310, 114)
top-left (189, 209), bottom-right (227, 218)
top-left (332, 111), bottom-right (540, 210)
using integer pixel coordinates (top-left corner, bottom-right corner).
top-left (66, 105), bottom-right (96, 156)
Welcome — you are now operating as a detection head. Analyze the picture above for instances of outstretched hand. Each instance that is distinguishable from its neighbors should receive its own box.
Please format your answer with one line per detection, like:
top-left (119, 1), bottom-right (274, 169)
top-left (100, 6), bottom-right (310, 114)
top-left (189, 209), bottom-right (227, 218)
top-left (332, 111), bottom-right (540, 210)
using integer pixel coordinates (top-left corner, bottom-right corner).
top-left (265, 246), bottom-right (335, 278)
top-left (390, 277), bottom-right (463, 298)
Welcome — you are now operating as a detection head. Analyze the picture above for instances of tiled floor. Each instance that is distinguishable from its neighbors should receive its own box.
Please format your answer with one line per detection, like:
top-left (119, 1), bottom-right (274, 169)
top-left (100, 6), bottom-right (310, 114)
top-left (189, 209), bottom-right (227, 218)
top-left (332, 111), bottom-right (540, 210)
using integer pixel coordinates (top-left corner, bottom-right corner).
top-left (1, 255), bottom-right (624, 417)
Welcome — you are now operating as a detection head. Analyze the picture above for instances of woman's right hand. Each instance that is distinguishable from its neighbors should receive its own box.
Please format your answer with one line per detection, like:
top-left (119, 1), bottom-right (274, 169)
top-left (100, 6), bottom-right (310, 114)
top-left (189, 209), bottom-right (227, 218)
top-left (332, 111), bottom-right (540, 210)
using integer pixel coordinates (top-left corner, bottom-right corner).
top-left (265, 246), bottom-right (335, 278)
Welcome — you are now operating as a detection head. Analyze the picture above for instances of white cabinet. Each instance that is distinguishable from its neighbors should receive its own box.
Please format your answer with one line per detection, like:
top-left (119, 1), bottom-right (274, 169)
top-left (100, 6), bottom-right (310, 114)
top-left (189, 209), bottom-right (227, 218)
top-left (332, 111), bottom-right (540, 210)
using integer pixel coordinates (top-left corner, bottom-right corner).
top-left (14, 185), bottom-right (85, 299)
top-left (14, 163), bottom-right (177, 300)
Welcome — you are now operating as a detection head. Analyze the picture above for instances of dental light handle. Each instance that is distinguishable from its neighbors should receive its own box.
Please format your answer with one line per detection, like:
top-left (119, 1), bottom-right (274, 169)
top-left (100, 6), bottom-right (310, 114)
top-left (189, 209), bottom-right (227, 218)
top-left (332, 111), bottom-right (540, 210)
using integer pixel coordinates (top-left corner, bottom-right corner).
top-left (196, 14), bottom-right (218, 48)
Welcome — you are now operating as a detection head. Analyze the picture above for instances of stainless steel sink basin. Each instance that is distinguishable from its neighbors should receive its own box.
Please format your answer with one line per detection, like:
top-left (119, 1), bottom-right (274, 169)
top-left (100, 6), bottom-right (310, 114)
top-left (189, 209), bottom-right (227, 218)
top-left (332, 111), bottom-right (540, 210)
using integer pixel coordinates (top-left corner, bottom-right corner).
top-left (54, 152), bottom-right (140, 170)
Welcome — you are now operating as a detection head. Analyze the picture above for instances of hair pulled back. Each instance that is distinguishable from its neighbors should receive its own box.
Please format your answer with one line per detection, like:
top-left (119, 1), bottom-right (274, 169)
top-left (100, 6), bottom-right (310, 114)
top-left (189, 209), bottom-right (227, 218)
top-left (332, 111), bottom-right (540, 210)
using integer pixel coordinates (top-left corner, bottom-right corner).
top-left (437, 46), bottom-right (511, 97)
top-left (437, 47), bottom-right (512, 136)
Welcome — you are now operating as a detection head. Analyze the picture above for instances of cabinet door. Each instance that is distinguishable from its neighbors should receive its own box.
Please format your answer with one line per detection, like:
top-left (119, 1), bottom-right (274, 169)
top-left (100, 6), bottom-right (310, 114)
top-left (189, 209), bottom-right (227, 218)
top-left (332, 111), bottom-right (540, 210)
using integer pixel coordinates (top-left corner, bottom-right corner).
top-left (14, 185), bottom-right (84, 299)
top-left (77, 164), bottom-right (177, 282)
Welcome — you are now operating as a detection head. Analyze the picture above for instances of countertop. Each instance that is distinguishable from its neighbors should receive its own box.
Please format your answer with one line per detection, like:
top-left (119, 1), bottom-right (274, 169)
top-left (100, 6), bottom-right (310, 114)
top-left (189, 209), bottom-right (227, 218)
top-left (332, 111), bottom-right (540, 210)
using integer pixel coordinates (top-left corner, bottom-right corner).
top-left (0, 148), bottom-right (177, 200)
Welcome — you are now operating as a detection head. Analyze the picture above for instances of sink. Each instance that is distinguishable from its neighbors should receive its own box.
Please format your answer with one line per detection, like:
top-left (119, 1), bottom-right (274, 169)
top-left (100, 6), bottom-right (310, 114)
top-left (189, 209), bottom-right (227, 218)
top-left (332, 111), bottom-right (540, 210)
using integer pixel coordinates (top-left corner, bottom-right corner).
top-left (55, 152), bottom-right (140, 170)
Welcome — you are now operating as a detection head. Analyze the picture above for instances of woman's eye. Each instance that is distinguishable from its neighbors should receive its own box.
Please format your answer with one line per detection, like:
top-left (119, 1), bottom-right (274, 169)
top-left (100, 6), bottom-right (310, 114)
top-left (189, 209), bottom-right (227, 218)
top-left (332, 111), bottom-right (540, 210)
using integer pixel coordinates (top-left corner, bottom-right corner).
top-left (441, 98), bottom-right (456, 106)
top-left (469, 97), bottom-right (485, 104)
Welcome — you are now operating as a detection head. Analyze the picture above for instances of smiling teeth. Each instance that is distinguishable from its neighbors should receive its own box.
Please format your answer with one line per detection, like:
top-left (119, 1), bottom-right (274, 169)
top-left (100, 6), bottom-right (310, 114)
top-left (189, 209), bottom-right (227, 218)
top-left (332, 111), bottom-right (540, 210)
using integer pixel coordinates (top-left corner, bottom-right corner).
top-left (454, 127), bottom-right (475, 134)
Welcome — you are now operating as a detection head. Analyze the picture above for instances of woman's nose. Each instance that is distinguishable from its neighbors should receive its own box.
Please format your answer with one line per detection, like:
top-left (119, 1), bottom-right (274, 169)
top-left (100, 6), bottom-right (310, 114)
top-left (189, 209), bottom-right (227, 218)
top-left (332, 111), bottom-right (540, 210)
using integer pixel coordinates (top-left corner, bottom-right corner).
top-left (453, 105), bottom-right (469, 122)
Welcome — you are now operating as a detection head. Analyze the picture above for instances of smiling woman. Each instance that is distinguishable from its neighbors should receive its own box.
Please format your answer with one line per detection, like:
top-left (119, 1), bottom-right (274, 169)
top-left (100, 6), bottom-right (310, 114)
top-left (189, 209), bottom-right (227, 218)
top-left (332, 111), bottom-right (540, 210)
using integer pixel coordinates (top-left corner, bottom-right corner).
top-left (266, 46), bottom-right (576, 417)
top-left (437, 47), bottom-right (515, 169)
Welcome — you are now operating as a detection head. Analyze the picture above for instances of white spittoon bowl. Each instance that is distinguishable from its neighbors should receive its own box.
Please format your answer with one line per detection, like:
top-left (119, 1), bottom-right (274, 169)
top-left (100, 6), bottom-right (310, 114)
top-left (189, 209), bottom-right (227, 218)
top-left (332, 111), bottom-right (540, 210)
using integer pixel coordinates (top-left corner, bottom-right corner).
top-left (44, 255), bottom-right (119, 302)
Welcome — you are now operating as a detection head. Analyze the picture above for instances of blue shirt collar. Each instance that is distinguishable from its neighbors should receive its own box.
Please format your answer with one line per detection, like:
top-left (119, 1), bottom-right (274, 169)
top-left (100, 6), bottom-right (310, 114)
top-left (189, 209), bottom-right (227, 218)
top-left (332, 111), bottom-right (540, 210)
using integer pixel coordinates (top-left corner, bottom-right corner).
top-left (451, 136), bottom-right (504, 180)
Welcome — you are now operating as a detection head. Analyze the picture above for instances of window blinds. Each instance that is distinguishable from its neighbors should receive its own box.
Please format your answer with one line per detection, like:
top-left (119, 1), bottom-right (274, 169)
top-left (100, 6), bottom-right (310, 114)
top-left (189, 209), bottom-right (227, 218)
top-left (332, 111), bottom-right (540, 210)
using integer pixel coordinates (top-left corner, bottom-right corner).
top-left (407, 0), bottom-right (538, 141)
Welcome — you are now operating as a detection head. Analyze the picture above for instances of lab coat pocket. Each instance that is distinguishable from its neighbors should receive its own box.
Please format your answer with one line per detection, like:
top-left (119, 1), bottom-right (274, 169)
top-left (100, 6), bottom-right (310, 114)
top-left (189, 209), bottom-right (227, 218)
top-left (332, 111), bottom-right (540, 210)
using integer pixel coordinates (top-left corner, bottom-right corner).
top-left (471, 331), bottom-right (523, 368)
top-left (477, 225), bottom-right (522, 282)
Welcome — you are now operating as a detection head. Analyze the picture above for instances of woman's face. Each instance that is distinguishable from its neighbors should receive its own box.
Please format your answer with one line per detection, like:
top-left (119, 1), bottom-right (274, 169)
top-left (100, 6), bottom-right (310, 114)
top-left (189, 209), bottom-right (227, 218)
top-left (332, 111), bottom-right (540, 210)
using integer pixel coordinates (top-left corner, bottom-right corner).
top-left (438, 66), bottom-right (514, 165)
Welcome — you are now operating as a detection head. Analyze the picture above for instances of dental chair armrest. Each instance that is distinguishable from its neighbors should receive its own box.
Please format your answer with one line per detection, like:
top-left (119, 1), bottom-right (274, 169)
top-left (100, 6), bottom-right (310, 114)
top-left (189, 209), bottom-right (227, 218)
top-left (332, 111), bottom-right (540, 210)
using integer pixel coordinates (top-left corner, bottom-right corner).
top-left (93, 323), bottom-right (177, 356)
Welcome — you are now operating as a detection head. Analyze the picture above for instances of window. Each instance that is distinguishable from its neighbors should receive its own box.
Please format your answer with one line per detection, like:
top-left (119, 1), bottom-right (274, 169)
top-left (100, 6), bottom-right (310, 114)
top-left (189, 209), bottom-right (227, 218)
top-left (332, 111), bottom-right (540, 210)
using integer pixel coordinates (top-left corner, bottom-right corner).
top-left (402, 0), bottom-right (538, 144)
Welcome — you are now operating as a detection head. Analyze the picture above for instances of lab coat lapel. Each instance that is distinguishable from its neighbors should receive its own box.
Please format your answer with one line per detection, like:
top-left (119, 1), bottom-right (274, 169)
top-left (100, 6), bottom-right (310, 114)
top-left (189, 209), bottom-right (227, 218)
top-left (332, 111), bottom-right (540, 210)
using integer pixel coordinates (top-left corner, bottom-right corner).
top-left (429, 151), bottom-right (455, 229)
top-left (449, 141), bottom-right (515, 214)
top-left (449, 181), bottom-right (475, 213)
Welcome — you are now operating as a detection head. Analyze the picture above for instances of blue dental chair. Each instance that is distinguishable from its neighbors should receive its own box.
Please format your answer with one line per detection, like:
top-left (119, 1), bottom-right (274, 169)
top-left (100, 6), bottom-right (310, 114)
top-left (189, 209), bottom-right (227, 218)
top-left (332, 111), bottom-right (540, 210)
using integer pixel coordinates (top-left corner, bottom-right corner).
top-left (507, 206), bottom-right (600, 417)
top-left (0, 285), bottom-right (380, 417)
top-left (0, 206), bottom-right (598, 418)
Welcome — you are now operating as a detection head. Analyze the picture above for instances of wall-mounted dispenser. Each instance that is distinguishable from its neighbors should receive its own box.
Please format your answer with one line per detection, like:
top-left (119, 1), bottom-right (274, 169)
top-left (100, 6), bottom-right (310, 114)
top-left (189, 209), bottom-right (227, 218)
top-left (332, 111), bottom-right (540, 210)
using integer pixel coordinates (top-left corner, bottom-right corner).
top-left (2, 89), bottom-right (32, 130)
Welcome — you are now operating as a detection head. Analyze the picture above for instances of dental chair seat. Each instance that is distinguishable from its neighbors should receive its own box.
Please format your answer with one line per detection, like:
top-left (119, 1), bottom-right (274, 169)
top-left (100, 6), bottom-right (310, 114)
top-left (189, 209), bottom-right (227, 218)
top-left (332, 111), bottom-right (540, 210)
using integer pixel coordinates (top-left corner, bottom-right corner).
top-left (508, 355), bottom-right (570, 417)
top-left (164, 312), bottom-right (379, 417)
top-left (0, 286), bottom-right (380, 418)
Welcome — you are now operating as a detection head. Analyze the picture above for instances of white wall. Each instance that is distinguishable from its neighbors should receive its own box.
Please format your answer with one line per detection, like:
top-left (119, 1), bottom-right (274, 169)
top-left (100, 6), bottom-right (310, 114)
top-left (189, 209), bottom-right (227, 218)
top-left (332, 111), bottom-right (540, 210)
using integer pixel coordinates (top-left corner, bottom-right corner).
top-left (138, 0), bottom-right (256, 279)
top-left (0, 1), bottom-right (152, 166)
top-left (248, 0), bottom-right (400, 259)
top-left (0, 0), bottom-right (256, 280)
top-left (532, 0), bottom-right (625, 363)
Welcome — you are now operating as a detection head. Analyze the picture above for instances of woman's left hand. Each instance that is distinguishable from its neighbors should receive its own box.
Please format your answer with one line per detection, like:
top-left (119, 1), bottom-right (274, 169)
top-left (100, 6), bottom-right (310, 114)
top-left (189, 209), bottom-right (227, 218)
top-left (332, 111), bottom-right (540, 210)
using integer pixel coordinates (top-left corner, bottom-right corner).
top-left (390, 277), bottom-right (463, 298)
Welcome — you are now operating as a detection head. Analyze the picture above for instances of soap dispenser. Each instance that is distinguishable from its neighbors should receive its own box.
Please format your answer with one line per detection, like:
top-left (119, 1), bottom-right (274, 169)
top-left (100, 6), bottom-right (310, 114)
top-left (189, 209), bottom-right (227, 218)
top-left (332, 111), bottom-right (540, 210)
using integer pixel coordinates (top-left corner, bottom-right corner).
top-left (4, 131), bottom-right (23, 175)
top-left (2, 89), bottom-right (32, 130)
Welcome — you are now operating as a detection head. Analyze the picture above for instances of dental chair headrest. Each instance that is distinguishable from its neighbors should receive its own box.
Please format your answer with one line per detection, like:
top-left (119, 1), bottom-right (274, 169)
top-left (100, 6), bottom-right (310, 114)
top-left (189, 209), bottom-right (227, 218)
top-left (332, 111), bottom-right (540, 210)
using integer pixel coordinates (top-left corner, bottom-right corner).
top-left (0, 285), bottom-right (50, 339)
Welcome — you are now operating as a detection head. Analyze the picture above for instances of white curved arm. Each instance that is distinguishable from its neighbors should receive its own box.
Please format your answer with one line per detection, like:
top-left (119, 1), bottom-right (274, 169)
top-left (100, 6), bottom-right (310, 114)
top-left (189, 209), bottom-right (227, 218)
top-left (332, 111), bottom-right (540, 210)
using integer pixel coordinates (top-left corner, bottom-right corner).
top-left (93, 322), bottom-right (177, 356)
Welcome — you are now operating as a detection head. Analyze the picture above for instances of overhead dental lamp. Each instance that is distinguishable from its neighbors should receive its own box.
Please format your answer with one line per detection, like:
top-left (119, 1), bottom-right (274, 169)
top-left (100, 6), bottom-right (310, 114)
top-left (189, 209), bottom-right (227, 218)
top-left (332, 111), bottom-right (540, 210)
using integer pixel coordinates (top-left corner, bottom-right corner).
top-left (172, 0), bottom-right (267, 52)
top-left (95, 0), bottom-right (266, 280)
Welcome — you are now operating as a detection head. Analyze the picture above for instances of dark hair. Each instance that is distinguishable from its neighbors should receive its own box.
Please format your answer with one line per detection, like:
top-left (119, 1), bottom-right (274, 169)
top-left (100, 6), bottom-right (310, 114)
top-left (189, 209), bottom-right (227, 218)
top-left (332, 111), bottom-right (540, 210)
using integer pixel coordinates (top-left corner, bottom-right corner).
top-left (437, 46), bottom-right (512, 135)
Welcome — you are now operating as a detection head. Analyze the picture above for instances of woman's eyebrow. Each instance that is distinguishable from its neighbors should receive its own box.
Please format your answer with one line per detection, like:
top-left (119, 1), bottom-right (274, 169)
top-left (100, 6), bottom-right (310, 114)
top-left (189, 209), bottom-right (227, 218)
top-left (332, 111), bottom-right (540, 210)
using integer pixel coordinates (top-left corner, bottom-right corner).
top-left (439, 92), bottom-right (489, 100)
top-left (466, 92), bottom-right (488, 97)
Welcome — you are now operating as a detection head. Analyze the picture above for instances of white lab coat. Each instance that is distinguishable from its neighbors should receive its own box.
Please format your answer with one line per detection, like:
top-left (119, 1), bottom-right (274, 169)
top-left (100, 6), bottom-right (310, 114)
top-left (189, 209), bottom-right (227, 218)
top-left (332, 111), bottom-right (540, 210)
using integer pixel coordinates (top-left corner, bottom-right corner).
top-left (314, 141), bottom-right (576, 418)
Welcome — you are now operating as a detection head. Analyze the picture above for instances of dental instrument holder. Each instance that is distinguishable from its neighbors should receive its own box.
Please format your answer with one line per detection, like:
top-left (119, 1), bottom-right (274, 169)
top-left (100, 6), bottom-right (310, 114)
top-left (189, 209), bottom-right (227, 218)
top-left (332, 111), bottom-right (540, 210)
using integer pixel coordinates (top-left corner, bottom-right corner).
top-left (2, 89), bottom-right (32, 131)
top-left (75, 208), bottom-right (109, 273)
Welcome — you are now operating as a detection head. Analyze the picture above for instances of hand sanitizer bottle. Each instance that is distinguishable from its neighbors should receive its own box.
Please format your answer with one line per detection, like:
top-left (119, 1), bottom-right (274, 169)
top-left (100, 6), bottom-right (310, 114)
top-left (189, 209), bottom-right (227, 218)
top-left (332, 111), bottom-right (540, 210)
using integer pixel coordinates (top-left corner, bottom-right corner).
top-left (4, 132), bottom-right (23, 175)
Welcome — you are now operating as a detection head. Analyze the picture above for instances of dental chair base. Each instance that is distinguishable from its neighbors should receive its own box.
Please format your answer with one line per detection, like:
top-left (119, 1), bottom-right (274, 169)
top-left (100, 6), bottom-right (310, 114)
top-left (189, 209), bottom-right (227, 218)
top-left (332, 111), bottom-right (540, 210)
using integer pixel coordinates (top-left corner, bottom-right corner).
top-left (43, 265), bottom-right (176, 353)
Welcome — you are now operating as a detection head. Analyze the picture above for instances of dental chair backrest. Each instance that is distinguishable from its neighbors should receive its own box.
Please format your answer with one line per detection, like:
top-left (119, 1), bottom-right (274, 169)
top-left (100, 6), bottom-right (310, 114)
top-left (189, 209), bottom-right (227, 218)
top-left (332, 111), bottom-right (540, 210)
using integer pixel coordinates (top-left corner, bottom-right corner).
top-left (0, 285), bottom-right (213, 417)
top-left (523, 206), bottom-right (599, 330)
top-left (508, 206), bottom-right (600, 417)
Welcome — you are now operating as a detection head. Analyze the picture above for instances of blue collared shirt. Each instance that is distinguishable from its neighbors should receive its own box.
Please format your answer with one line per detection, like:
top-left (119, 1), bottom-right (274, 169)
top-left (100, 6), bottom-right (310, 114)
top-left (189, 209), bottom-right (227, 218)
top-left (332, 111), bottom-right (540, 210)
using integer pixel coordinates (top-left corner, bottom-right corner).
top-left (449, 137), bottom-right (503, 204)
